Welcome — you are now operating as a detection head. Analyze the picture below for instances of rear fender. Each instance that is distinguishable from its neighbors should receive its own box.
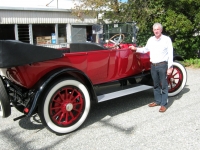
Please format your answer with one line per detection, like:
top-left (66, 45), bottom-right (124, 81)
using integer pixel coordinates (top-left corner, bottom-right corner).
top-left (173, 53), bottom-right (184, 61)
top-left (27, 68), bottom-right (97, 117)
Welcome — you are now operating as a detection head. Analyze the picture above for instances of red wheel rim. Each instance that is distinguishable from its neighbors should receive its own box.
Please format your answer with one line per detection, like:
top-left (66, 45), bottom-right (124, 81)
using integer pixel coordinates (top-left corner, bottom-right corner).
top-left (167, 66), bottom-right (183, 93)
top-left (49, 86), bottom-right (85, 127)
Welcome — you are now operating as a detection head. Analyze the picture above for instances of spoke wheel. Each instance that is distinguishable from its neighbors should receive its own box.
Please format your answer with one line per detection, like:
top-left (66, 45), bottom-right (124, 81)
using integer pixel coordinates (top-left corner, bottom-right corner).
top-left (39, 79), bottom-right (90, 134)
top-left (50, 86), bottom-right (84, 126)
top-left (167, 62), bottom-right (187, 96)
top-left (0, 78), bottom-right (11, 118)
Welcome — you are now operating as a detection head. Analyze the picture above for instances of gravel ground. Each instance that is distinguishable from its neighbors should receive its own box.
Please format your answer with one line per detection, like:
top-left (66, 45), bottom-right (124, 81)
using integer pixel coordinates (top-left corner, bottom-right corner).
top-left (0, 67), bottom-right (200, 150)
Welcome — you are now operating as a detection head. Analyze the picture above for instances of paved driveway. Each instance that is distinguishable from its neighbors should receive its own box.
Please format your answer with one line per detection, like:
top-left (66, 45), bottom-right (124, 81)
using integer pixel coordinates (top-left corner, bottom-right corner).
top-left (0, 68), bottom-right (200, 150)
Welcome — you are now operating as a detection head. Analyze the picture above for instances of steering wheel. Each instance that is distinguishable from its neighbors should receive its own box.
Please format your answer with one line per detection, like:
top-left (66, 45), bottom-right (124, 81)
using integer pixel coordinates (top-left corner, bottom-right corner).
top-left (106, 34), bottom-right (125, 48)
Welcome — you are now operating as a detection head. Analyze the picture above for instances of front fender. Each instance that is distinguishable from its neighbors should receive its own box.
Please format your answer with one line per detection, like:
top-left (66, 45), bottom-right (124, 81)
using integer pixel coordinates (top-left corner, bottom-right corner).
top-left (27, 68), bottom-right (97, 117)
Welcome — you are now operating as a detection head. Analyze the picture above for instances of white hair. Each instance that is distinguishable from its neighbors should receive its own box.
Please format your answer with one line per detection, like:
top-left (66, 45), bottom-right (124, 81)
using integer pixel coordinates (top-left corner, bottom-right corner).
top-left (153, 23), bottom-right (163, 30)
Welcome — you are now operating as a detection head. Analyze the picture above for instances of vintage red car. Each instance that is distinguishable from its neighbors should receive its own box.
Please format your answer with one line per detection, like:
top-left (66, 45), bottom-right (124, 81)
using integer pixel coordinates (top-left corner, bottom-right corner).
top-left (0, 22), bottom-right (187, 134)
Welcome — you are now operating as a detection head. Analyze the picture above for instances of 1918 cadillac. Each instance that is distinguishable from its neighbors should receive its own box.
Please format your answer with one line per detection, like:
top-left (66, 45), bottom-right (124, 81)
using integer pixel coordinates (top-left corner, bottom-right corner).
top-left (0, 22), bottom-right (187, 134)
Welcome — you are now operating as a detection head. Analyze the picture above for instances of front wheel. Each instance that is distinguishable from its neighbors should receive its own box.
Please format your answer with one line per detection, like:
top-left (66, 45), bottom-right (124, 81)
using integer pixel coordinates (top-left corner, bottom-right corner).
top-left (38, 78), bottom-right (91, 134)
top-left (168, 62), bottom-right (187, 96)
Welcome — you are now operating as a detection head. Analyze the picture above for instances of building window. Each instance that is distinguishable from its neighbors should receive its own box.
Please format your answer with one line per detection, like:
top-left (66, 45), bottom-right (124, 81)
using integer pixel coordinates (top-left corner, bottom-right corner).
top-left (32, 24), bottom-right (55, 45)
top-left (0, 25), bottom-right (15, 40)
top-left (58, 24), bottom-right (67, 44)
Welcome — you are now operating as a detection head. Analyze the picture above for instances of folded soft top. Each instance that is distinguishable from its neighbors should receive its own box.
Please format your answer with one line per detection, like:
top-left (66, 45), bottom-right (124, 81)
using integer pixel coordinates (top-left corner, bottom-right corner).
top-left (0, 40), bottom-right (63, 68)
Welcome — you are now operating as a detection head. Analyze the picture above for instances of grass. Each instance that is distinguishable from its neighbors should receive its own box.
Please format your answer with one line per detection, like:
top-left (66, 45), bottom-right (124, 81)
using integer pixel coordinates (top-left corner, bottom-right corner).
top-left (181, 58), bottom-right (200, 68)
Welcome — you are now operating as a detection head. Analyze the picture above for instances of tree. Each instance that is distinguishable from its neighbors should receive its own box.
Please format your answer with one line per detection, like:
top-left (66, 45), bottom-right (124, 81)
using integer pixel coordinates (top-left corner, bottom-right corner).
top-left (126, 0), bottom-right (200, 58)
top-left (72, 0), bottom-right (200, 59)
top-left (72, 0), bottom-right (121, 21)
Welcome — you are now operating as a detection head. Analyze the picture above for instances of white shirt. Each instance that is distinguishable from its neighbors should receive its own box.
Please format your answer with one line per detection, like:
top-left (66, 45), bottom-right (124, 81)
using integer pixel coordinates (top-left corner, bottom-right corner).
top-left (136, 34), bottom-right (173, 69)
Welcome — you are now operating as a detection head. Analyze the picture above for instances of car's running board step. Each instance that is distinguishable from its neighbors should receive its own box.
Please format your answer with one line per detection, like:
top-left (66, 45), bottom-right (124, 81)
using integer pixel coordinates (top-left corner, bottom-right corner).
top-left (97, 85), bottom-right (152, 103)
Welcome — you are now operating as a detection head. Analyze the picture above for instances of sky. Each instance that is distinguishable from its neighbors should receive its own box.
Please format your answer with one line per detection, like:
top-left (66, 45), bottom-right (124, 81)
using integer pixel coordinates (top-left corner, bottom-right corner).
top-left (0, 0), bottom-right (75, 8)
top-left (0, 0), bottom-right (128, 9)
top-left (119, 0), bottom-right (128, 2)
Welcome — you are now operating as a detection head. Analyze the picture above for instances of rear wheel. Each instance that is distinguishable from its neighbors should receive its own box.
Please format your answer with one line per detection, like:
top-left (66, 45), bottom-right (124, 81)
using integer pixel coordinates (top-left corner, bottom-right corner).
top-left (0, 78), bottom-right (11, 118)
top-left (38, 78), bottom-right (91, 134)
top-left (168, 62), bottom-right (187, 96)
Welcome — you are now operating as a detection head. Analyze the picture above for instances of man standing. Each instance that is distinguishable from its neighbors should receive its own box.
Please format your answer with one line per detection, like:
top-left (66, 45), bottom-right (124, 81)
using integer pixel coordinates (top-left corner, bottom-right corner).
top-left (129, 23), bottom-right (173, 112)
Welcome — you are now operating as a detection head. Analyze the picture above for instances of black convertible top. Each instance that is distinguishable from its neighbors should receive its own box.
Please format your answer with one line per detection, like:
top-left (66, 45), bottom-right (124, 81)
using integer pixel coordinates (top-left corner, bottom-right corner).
top-left (0, 40), bottom-right (63, 68)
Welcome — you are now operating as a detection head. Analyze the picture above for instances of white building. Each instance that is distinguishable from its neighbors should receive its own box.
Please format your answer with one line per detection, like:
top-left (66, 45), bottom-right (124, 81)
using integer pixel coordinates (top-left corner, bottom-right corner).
top-left (0, 0), bottom-right (97, 48)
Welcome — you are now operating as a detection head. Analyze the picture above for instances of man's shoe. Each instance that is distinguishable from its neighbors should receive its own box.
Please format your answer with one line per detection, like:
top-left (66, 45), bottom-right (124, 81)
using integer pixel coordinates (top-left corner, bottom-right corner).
top-left (159, 106), bottom-right (167, 112)
top-left (148, 102), bottom-right (158, 107)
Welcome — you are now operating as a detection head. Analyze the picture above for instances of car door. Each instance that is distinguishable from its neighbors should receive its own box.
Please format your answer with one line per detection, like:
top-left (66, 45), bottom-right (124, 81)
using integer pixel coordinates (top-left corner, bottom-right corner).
top-left (134, 52), bottom-right (151, 71)
top-left (87, 50), bottom-right (110, 84)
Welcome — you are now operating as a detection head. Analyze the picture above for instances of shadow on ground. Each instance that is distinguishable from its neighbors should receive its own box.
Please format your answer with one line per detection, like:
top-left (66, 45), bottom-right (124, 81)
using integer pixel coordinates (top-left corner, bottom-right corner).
top-left (17, 85), bottom-right (190, 135)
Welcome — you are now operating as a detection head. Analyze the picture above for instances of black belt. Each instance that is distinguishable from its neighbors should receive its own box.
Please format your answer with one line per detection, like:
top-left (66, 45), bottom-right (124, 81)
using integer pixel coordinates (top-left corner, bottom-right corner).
top-left (151, 61), bottom-right (167, 66)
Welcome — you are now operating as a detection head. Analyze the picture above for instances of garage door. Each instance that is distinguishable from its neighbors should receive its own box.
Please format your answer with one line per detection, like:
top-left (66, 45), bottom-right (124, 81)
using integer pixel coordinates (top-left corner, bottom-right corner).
top-left (71, 25), bottom-right (86, 43)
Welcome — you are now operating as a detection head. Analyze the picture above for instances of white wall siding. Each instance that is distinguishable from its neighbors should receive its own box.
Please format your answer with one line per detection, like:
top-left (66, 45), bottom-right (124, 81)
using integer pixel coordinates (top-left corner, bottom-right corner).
top-left (0, 9), bottom-right (97, 24)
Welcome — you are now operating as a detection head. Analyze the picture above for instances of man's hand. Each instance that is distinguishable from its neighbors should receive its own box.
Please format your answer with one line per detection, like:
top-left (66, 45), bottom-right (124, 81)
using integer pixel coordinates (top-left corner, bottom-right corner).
top-left (129, 45), bottom-right (137, 51)
top-left (167, 67), bottom-right (173, 75)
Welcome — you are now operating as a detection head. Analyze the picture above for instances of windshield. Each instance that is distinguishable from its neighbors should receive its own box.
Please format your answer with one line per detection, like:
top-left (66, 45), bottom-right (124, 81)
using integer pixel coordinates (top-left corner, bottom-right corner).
top-left (92, 22), bottom-right (138, 44)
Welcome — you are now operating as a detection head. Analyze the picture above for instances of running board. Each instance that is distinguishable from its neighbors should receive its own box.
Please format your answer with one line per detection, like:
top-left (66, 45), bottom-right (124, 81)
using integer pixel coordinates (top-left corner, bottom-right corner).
top-left (97, 85), bottom-right (152, 103)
